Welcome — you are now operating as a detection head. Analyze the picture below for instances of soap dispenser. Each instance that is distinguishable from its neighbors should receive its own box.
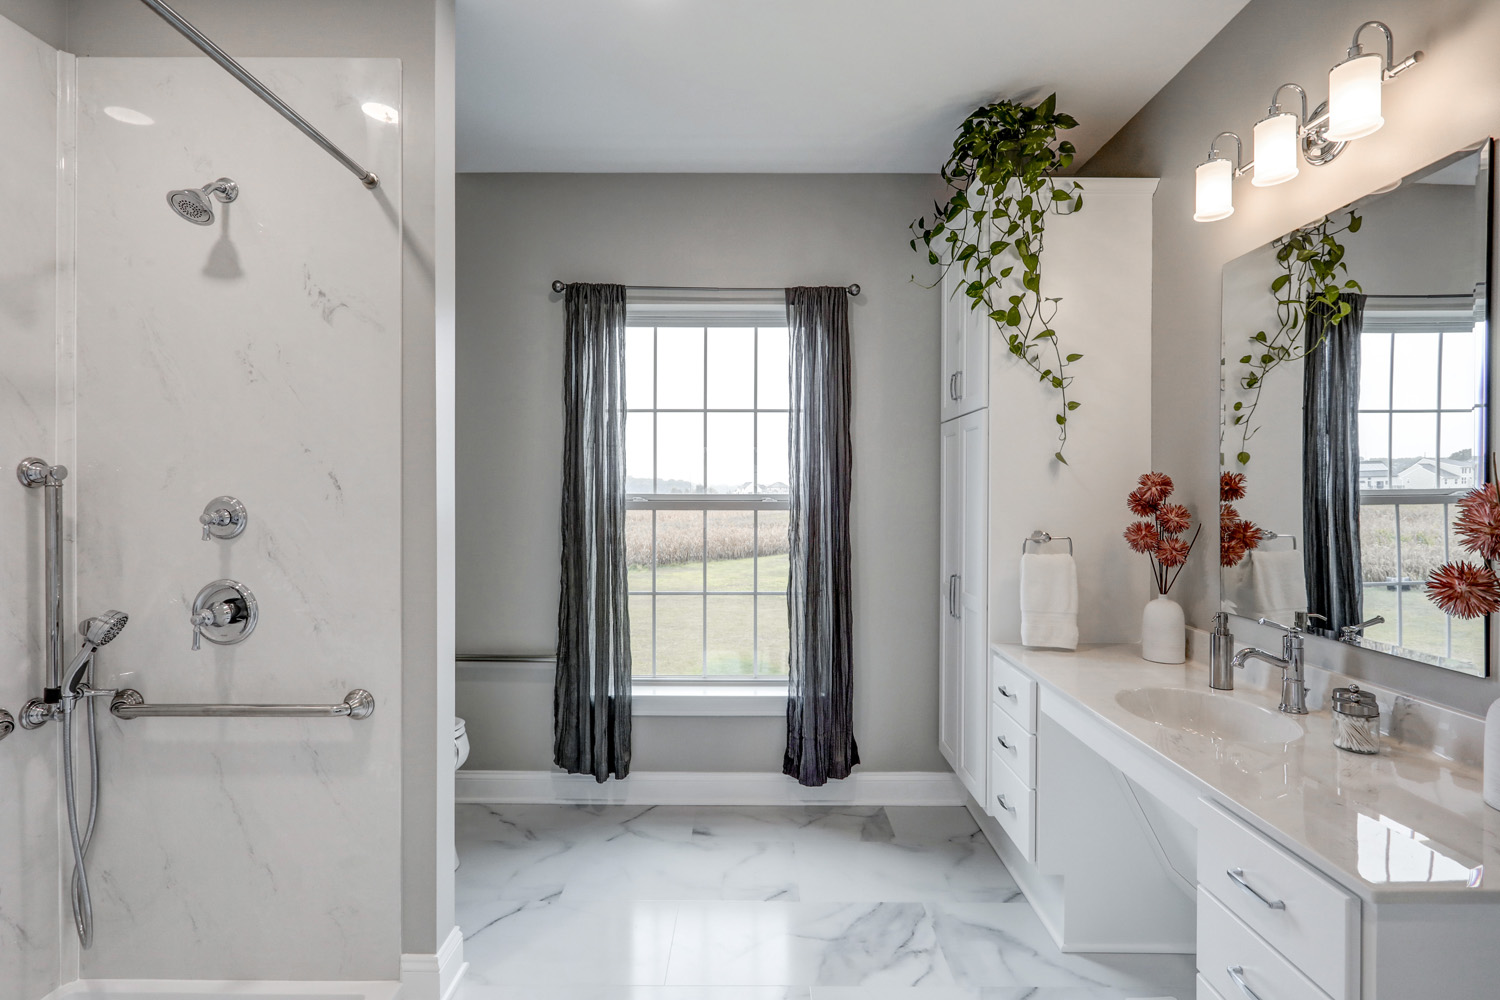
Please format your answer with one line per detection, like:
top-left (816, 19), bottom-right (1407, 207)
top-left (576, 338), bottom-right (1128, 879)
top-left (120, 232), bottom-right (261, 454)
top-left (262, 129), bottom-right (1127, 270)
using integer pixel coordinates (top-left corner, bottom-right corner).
top-left (1209, 612), bottom-right (1235, 690)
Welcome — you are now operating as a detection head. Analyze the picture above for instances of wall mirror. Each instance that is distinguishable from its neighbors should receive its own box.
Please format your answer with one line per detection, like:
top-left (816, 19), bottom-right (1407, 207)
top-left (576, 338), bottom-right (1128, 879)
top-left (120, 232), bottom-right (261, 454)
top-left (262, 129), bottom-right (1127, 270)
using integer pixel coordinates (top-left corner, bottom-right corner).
top-left (1219, 140), bottom-right (1494, 676)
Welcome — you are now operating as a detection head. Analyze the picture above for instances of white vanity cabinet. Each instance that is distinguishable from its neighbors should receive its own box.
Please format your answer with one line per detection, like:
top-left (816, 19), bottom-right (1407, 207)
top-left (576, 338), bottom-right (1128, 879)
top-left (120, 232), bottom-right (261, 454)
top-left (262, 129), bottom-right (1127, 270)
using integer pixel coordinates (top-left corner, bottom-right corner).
top-left (1198, 801), bottom-right (1359, 999)
top-left (975, 643), bottom-right (1500, 1000)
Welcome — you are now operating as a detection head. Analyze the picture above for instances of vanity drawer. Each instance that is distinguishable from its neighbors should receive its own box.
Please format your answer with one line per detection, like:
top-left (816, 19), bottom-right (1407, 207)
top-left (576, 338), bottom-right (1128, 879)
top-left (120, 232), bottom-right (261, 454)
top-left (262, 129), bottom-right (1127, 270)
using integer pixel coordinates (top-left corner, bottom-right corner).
top-left (1199, 801), bottom-right (1358, 1000)
top-left (1198, 887), bottom-right (1332, 1000)
top-left (988, 749), bottom-right (1035, 861)
top-left (1196, 973), bottom-right (1228, 1000)
top-left (990, 701), bottom-right (1036, 785)
top-left (990, 651), bottom-right (1037, 730)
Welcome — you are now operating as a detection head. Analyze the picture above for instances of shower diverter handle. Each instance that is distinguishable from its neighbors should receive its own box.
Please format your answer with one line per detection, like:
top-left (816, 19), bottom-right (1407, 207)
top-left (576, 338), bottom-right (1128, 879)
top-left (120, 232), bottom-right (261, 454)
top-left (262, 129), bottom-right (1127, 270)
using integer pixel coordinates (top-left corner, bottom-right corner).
top-left (189, 579), bottom-right (258, 651)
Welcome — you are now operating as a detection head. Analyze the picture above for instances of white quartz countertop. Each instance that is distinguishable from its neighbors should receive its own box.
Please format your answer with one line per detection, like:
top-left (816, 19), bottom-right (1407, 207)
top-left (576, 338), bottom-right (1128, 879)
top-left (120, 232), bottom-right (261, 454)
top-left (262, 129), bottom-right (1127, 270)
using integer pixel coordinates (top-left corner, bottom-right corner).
top-left (992, 642), bottom-right (1500, 904)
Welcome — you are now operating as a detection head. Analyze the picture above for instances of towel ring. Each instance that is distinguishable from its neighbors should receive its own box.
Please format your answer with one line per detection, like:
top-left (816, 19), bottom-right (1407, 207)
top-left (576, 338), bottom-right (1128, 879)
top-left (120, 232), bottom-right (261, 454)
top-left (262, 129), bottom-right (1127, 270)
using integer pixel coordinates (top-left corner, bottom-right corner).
top-left (1261, 530), bottom-right (1298, 550)
top-left (1021, 530), bottom-right (1074, 556)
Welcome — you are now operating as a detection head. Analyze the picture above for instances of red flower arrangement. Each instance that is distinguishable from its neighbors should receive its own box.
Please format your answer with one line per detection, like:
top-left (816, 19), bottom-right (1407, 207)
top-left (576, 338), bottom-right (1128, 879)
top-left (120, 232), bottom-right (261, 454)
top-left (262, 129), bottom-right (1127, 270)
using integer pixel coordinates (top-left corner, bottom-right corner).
top-left (1122, 472), bottom-right (1202, 595)
top-left (1426, 457), bottom-right (1500, 620)
top-left (1218, 471), bottom-right (1265, 568)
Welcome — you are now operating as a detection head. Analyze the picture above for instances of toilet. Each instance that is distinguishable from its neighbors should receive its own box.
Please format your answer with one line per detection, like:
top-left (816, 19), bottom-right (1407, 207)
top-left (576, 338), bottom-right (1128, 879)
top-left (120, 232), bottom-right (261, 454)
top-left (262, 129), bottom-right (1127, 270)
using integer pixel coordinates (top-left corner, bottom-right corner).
top-left (453, 718), bottom-right (469, 870)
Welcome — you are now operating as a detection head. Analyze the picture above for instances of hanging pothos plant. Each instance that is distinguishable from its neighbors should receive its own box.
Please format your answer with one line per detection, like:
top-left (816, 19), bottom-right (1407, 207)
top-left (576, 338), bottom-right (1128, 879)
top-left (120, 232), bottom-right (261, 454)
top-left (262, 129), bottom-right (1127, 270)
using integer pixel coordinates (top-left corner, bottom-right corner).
top-left (1227, 210), bottom-right (1362, 466)
top-left (910, 94), bottom-right (1083, 463)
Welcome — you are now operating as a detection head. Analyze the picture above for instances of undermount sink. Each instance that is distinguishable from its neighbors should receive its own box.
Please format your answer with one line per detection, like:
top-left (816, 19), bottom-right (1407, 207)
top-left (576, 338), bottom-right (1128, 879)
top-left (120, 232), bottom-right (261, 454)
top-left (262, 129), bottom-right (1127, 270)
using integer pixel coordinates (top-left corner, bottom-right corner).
top-left (1115, 686), bottom-right (1304, 746)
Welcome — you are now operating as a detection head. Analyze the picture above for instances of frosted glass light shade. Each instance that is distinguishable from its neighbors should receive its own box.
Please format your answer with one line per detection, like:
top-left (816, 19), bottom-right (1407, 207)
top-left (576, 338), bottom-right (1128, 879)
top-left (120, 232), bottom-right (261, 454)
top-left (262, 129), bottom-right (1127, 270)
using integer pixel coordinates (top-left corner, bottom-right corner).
top-left (1253, 112), bottom-right (1300, 187)
top-left (1326, 53), bottom-right (1385, 141)
top-left (1194, 158), bottom-right (1235, 222)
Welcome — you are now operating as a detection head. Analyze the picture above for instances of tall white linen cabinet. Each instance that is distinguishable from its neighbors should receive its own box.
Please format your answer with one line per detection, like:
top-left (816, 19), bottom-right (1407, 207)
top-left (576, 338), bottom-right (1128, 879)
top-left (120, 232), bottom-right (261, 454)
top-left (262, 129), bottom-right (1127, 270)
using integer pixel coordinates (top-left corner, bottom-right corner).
top-left (936, 178), bottom-right (1158, 807)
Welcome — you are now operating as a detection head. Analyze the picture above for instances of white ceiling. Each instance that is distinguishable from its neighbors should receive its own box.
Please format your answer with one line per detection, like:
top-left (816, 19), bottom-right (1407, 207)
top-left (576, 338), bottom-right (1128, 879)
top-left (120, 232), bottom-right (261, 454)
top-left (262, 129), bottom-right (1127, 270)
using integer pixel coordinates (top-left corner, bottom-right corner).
top-left (456, 0), bottom-right (1250, 174)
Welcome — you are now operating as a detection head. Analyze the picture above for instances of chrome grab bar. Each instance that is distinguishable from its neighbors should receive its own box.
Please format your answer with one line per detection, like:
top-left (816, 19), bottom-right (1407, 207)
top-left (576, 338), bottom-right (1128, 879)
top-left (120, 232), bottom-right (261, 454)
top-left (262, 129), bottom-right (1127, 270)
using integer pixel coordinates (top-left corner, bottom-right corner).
top-left (1227, 965), bottom-right (1264, 1000)
top-left (1226, 868), bottom-right (1286, 909)
top-left (110, 688), bottom-right (374, 721)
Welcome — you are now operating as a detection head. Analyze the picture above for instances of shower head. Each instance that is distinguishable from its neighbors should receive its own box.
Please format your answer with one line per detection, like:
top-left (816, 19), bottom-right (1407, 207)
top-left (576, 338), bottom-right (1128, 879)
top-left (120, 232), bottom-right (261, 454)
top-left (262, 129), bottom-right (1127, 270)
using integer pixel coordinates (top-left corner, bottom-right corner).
top-left (81, 611), bottom-right (129, 647)
top-left (166, 177), bottom-right (238, 225)
top-left (61, 611), bottom-right (129, 698)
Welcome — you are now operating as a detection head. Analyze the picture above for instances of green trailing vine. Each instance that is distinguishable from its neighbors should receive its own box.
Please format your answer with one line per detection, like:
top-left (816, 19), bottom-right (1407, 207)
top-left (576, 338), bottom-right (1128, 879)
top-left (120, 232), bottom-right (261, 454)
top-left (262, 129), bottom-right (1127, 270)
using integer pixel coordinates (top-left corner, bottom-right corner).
top-left (1227, 210), bottom-right (1363, 466)
top-left (910, 94), bottom-right (1083, 463)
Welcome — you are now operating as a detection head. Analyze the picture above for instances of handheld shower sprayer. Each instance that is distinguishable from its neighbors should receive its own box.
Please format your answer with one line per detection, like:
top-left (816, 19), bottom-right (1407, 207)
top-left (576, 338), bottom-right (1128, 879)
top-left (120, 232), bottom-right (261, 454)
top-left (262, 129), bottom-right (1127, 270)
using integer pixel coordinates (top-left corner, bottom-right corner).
top-left (61, 611), bottom-right (129, 699)
top-left (166, 177), bottom-right (238, 225)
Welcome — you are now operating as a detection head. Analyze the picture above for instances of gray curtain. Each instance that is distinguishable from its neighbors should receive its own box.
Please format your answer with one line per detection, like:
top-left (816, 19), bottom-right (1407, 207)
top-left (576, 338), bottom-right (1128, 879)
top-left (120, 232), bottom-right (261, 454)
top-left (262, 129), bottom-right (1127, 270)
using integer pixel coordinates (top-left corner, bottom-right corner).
top-left (1302, 292), bottom-right (1366, 637)
top-left (554, 282), bottom-right (632, 782)
top-left (784, 286), bottom-right (859, 786)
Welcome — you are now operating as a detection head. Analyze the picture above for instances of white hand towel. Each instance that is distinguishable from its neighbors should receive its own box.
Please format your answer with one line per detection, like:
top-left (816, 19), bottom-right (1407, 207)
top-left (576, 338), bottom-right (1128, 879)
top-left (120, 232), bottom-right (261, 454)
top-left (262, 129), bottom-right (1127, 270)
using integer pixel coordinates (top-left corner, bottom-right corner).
top-left (1249, 548), bottom-right (1308, 624)
top-left (1020, 552), bottom-right (1078, 651)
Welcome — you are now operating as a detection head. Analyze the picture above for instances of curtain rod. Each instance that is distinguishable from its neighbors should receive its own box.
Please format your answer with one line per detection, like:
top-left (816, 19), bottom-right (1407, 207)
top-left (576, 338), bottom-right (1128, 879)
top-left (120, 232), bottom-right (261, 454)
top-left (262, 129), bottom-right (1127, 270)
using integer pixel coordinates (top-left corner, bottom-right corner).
top-left (138, 0), bottom-right (380, 189)
top-left (550, 281), bottom-right (860, 297)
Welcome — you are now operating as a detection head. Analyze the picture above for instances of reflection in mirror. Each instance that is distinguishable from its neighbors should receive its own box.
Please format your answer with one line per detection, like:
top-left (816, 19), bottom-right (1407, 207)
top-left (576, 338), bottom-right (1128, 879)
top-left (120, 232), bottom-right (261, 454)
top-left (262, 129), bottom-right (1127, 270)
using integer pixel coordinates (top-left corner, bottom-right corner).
top-left (1220, 141), bottom-right (1493, 676)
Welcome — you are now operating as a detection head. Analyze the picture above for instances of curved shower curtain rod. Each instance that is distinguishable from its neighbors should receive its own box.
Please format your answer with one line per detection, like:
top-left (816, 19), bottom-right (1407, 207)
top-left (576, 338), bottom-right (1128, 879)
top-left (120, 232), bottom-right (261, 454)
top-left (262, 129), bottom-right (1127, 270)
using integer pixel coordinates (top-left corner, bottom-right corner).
top-left (137, 0), bottom-right (381, 190)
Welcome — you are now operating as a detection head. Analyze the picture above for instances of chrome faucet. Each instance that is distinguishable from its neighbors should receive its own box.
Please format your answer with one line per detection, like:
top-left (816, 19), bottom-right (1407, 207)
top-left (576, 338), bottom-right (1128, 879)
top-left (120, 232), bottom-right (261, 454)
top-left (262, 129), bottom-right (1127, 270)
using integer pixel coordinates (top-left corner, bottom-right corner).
top-left (1340, 616), bottom-right (1385, 643)
top-left (1230, 618), bottom-right (1309, 715)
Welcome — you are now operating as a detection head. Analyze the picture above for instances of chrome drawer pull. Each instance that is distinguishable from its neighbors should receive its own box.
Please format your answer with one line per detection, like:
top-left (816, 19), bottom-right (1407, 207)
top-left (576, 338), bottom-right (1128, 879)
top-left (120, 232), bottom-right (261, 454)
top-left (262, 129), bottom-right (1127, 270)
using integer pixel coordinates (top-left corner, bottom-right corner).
top-left (1226, 965), bottom-right (1264, 1000)
top-left (995, 793), bottom-right (1013, 812)
top-left (996, 734), bottom-right (1012, 750)
top-left (1227, 868), bottom-right (1286, 910)
top-left (997, 684), bottom-right (1013, 699)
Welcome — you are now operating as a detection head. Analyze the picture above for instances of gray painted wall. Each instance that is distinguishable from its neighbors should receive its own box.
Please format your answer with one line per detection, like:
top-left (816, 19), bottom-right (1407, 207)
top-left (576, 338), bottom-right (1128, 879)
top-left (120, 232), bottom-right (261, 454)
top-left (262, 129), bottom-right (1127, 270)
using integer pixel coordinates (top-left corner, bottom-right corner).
top-left (0, 0), bottom-right (62, 46)
top-left (456, 172), bottom-right (949, 773)
top-left (1082, 0), bottom-right (1500, 715)
top-left (54, 0), bottom-right (456, 955)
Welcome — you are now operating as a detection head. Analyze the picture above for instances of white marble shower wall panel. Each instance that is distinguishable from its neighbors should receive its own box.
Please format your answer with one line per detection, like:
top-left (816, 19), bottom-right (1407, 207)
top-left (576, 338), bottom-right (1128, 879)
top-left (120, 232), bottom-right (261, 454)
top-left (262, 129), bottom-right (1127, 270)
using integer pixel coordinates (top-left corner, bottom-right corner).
top-left (71, 57), bottom-right (403, 980)
top-left (0, 14), bottom-right (63, 1000)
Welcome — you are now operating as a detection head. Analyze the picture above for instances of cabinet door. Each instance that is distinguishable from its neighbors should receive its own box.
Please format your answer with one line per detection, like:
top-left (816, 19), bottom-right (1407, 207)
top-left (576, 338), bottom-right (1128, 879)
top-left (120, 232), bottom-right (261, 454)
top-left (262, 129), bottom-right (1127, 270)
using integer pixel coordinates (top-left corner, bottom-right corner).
top-left (956, 409), bottom-right (989, 796)
top-left (939, 409), bottom-right (989, 799)
top-left (937, 418), bottom-right (964, 770)
top-left (940, 264), bottom-right (990, 421)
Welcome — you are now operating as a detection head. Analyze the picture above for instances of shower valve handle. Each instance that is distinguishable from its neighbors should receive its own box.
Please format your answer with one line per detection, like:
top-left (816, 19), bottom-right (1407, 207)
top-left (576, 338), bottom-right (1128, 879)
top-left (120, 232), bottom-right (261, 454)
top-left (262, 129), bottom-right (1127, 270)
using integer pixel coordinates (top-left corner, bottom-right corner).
top-left (189, 580), bottom-right (258, 651)
top-left (199, 496), bottom-right (248, 541)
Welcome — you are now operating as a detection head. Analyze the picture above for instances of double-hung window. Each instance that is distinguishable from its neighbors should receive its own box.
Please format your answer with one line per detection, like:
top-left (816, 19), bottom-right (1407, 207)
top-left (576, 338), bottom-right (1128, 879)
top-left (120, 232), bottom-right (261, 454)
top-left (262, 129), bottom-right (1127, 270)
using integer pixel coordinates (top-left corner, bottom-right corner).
top-left (623, 293), bottom-right (791, 684)
top-left (1356, 294), bottom-right (1488, 671)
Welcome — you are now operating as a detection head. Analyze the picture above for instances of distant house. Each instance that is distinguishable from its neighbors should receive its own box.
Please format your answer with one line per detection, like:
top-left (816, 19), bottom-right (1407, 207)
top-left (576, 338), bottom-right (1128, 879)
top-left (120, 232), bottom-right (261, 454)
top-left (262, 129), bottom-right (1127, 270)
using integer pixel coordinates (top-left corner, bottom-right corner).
top-left (1392, 457), bottom-right (1478, 490)
top-left (1358, 460), bottom-right (1391, 489)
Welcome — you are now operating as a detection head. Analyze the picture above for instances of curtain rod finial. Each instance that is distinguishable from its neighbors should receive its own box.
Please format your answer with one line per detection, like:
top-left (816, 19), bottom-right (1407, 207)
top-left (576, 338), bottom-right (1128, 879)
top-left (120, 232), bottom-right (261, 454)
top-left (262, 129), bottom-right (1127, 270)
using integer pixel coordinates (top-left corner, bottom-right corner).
top-left (847, 284), bottom-right (860, 296)
top-left (551, 280), bottom-right (566, 293)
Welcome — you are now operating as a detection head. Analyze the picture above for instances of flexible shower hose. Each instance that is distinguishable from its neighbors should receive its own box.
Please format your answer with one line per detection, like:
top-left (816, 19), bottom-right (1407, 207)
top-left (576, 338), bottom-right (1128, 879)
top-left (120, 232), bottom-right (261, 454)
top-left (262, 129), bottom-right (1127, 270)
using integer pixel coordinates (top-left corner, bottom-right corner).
top-left (61, 690), bottom-right (99, 948)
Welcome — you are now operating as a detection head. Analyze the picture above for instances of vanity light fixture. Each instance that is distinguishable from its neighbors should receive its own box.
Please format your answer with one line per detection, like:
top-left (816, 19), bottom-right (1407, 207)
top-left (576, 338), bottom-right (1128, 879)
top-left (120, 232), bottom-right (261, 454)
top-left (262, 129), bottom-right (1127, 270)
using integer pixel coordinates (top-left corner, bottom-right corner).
top-left (1252, 85), bottom-right (1306, 187)
top-left (1326, 21), bottom-right (1422, 141)
top-left (1193, 20), bottom-right (1422, 221)
top-left (1195, 132), bottom-right (1247, 222)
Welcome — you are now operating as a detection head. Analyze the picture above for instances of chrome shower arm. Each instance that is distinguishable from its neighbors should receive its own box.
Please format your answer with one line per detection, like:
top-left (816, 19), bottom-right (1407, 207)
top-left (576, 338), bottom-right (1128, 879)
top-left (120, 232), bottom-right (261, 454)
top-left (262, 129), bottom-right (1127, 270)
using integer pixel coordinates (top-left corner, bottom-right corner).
top-left (136, 0), bottom-right (380, 189)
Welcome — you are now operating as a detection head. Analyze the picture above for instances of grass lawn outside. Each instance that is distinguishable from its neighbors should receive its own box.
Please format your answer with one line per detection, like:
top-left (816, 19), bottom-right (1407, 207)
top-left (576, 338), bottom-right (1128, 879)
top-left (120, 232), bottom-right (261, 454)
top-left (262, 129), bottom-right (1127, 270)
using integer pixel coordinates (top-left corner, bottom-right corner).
top-left (1361, 584), bottom-right (1485, 673)
top-left (629, 554), bottom-right (789, 679)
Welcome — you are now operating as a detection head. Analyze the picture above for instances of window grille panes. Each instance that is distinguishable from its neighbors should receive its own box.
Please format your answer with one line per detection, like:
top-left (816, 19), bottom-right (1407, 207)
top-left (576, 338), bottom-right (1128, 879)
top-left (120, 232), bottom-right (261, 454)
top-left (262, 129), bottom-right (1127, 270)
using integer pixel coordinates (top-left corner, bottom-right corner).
top-left (625, 320), bottom-right (791, 681)
top-left (1357, 299), bottom-right (1487, 673)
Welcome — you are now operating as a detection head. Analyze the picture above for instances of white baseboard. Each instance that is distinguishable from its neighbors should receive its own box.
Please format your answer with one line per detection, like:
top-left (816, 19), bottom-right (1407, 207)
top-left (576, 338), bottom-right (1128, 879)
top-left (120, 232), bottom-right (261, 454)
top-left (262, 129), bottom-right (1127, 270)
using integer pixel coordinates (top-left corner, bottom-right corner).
top-left (456, 768), bottom-right (965, 806)
top-left (400, 925), bottom-right (467, 1000)
top-left (45, 981), bottom-right (402, 999)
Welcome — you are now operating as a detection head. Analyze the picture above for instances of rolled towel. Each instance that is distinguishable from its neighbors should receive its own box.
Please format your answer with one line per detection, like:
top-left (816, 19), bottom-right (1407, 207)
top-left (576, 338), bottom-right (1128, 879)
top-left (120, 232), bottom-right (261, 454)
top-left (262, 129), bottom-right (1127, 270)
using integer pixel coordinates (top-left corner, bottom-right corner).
top-left (1020, 552), bottom-right (1078, 651)
top-left (1249, 548), bottom-right (1308, 623)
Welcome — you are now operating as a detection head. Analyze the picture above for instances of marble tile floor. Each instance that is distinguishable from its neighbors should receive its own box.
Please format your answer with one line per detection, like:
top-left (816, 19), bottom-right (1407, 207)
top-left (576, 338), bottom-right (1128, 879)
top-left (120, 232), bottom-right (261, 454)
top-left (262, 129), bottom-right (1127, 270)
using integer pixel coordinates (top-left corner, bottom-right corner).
top-left (455, 804), bottom-right (1195, 1000)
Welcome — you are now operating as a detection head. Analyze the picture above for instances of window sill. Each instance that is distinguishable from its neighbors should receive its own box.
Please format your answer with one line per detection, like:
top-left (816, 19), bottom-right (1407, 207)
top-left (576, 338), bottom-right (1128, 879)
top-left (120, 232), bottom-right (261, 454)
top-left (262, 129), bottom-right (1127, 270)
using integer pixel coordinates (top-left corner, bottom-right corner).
top-left (632, 682), bottom-right (788, 717)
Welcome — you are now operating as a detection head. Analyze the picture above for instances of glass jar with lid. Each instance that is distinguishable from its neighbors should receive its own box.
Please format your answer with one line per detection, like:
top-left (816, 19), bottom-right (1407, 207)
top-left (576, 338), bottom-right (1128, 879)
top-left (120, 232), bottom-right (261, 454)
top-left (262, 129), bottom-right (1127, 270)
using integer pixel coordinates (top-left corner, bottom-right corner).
top-left (1332, 684), bottom-right (1380, 754)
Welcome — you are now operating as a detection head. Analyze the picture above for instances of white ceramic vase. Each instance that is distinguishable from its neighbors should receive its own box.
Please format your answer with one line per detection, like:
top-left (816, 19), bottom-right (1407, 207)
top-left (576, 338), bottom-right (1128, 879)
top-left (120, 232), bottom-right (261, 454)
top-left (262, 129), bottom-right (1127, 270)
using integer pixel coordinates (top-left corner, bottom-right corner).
top-left (1142, 594), bottom-right (1186, 664)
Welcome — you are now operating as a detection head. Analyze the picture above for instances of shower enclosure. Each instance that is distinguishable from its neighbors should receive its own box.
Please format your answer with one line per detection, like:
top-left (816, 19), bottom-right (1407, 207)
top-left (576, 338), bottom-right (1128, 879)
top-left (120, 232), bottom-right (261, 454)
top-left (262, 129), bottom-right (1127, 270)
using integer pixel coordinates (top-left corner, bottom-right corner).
top-left (0, 9), bottom-right (414, 998)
